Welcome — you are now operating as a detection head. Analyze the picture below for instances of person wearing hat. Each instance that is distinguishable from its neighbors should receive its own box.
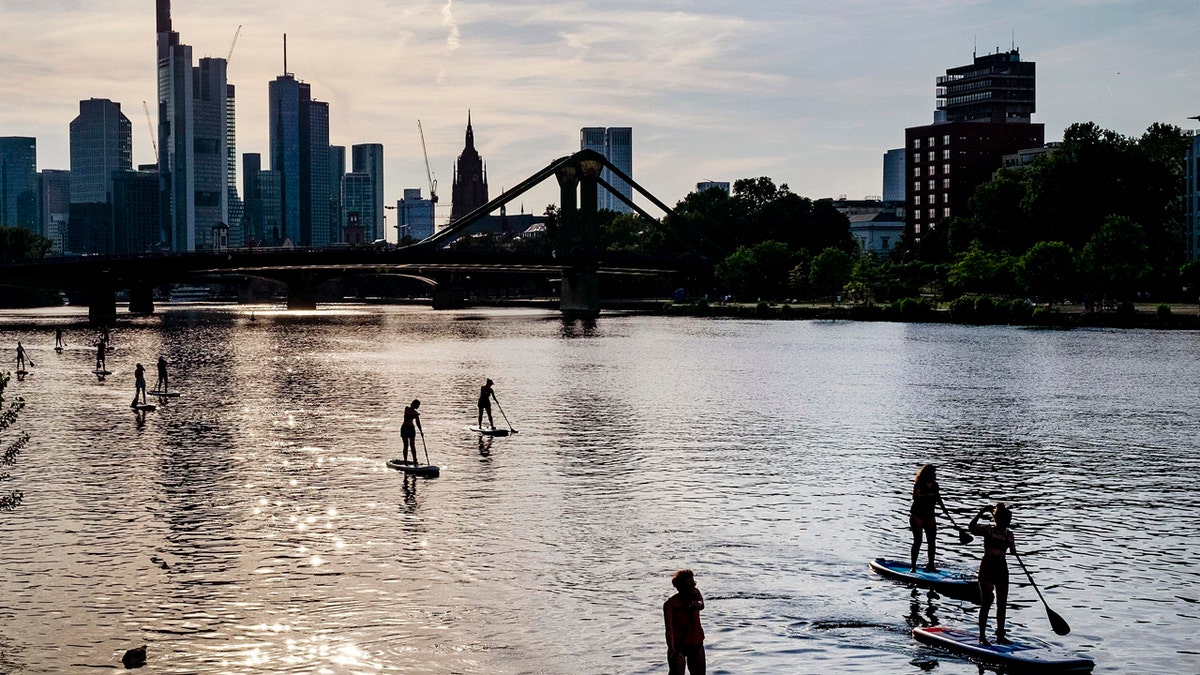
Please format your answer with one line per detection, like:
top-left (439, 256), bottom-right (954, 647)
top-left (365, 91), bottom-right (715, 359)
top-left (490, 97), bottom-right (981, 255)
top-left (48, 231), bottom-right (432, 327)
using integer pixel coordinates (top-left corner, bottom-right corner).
top-left (969, 502), bottom-right (1016, 645)
top-left (477, 378), bottom-right (497, 429)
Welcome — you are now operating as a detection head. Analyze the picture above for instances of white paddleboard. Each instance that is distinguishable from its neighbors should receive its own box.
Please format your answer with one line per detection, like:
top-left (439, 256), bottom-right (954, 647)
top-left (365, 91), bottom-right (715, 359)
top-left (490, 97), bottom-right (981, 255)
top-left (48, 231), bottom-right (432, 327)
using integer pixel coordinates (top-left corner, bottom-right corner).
top-left (468, 425), bottom-right (510, 437)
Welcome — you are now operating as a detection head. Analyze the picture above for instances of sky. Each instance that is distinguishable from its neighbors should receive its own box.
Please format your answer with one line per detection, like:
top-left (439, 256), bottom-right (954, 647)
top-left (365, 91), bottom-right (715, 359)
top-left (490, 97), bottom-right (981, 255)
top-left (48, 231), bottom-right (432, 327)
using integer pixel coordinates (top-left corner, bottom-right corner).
top-left (2, 0), bottom-right (1199, 236)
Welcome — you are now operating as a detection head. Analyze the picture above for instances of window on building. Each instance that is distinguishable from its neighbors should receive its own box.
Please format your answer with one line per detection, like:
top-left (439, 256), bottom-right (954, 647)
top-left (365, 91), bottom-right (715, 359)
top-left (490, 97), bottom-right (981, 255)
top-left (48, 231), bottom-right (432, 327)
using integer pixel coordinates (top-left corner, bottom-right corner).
top-left (913, 138), bottom-right (921, 149)
top-left (928, 151), bottom-right (935, 162)
top-left (915, 195), bottom-right (922, 205)
top-left (943, 179), bottom-right (950, 189)
top-left (943, 207), bottom-right (951, 218)
top-left (928, 209), bottom-right (936, 219)
top-left (882, 237), bottom-right (890, 249)
top-left (942, 135), bottom-right (950, 144)
top-left (913, 181), bottom-right (920, 193)
top-left (943, 149), bottom-right (950, 159)
top-left (943, 164), bottom-right (950, 174)
top-left (928, 180), bottom-right (935, 190)
top-left (915, 167), bottom-right (922, 177)
top-left (927, 137), bottom-right (935, 147)
top-left (914, 223), bottom-right (922, 234)
top-left (942, 192), bottom-right (949, 203)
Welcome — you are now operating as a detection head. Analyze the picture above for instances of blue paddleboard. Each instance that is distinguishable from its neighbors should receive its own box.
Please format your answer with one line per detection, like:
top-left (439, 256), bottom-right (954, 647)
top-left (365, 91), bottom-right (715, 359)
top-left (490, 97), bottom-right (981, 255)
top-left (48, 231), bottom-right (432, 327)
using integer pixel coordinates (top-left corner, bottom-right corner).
top-left (869, 558), bottom-right (980, 602)
top-left (913, 625), bottom-right (1094, 672)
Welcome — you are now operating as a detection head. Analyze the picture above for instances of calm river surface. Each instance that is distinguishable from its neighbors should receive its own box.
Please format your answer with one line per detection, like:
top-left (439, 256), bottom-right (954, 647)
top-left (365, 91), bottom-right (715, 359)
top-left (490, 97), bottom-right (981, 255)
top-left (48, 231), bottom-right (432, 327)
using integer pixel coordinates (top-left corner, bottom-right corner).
top-left (0, 306), bottom-right (1197, 674)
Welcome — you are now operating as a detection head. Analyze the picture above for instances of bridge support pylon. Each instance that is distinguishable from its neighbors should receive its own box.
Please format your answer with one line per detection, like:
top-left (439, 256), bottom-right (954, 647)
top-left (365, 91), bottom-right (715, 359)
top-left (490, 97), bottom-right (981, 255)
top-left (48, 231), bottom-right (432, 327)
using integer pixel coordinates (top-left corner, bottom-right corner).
top-left (287, 282), bottom-right (318, 310)
top-left (87, 284), bottom-right (117, 327)
top-left (431, 273), bottom-right (468, 310)
top-left (129, 284), bottom-right (155, 315)
top-left (560, 266), bottom-right (600, 318)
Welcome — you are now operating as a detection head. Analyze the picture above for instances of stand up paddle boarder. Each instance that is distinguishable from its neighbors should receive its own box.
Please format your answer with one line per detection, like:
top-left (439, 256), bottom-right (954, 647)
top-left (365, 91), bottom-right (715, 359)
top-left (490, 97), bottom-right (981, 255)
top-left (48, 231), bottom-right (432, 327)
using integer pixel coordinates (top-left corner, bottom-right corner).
top-left (95, 339), bottom-right (107, 371)
top-left (969, 502), bottom-right (1016, 646)
top-left (664, 569), bottom-right (706, 675)
top-left (131, 363), bottom-right (147, 408)
top-left (910, 464), bottom-right (947, 573)
top-left (400, 399), bottom-right (422, 466)
top-left (155, 356), bottom-right (169, 392)
top-left (55, 328), bottom-right (64, 350)
top-left (15, 342), bottom-right (27, 371)
top-left (477, 379), bottom-right (497, 429)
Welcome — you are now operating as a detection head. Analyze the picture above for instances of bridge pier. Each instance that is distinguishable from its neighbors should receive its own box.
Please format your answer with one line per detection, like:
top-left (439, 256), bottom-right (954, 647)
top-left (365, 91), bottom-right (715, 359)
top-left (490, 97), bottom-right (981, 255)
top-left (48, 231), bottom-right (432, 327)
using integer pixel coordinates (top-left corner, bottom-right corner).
top-left (128, 284), bottom-right (155, 315)
top-left (87, 286), bottom-right (117, 327)
top-left (431, 273), bottom-right (468, 310)
top-left (287, 282), bottom-right (318, 310)
top-left (560, 267), bottom-right (600, 318)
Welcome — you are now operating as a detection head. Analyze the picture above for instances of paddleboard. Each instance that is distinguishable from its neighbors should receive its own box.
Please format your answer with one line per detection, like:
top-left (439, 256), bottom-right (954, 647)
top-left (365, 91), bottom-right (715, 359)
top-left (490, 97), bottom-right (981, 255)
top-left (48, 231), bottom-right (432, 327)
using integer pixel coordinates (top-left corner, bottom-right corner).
top-left (468, 425), bottom-right (510, 437)
top-left (15, 370), bottom-right (28, 375)
top-left (132, 403), bottom-right (157, 412)
top-left (913, 625), bottom-right (1094, 672)
top-left (55, 347), bottom-right (63, 353)
top-left (386, 459), bottom-right (440, 477)
top-left (149, 390), bottom-right (180, 398)
top-left (870, 558), bottom-right (980, 602)
top-left (93, 369), bottom-right (112, 375)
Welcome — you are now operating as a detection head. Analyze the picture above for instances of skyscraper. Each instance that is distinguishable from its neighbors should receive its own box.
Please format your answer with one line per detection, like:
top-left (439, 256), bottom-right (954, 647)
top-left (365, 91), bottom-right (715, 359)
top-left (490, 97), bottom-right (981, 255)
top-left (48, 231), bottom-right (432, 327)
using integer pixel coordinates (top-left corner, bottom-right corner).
top-left (225, 83), bottom-right (243, 248)
top-left (398, 188), bottom-right (434, 241)
top-left (579, 127), bottom-right (633, 213)
top-left (39, 169), bottom-right (71, 254)
top-left (351, 143), bottom-right (384, 242)
top-left (450, 113), bottom-right (488, 223)
top-left (69, 99), bottom-right (132, 205)
top-left (242, 152), bottom-right (282, 245)
top-left (341, 172), bottom-right (372, 244)
top-left (904, 49), bottom-right (1043, 245)
top-left (269, 69), bottom-right (331, 246)
top-left (882, 148), bottom-right (906, 202)
top-left (157, 0), bottom-right (195, 251)
top-left (0, 137), bottom-right (38, 232)
top-left (193, 58), bottom-right (230, 250)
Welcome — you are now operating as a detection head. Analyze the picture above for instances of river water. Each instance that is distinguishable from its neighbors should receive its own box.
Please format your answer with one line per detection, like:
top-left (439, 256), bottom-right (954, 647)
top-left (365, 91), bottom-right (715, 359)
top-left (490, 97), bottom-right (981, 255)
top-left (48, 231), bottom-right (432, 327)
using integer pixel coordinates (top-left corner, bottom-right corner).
top-left (0, 306), bottom-right (1197, 674)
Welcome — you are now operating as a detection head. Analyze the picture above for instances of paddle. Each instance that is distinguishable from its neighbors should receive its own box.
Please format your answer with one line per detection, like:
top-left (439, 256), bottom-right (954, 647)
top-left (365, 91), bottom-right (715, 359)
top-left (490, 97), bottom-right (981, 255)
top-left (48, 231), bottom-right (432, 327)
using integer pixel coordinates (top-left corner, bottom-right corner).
top-left (419, 431), bottom-right (432, 466)
top-left (493, 395), bottom-right (518, 433)
top-left (1012, 547), bottom-right (1071, 635)
top-left (940, 503), bottom-right (973, 545)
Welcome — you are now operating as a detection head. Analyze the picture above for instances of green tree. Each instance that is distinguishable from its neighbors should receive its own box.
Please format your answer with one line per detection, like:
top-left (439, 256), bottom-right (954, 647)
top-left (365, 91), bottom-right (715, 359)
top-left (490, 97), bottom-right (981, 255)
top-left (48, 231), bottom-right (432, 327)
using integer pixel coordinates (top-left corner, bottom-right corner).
top-left (715, 240), bottom-right (794, 300)
top-left (947, 242), bottom-right (1013, 296)
top-left (0, 226), bottom-right (53, 262)
top-left (0, 373), bottom-right (29, 511)
top-left (809, 247), bottom-right (854, 303)
top-left (1080, 215), bottom-right (1150, 301)
top-left (1015, 241), bottom-right (1077, 305)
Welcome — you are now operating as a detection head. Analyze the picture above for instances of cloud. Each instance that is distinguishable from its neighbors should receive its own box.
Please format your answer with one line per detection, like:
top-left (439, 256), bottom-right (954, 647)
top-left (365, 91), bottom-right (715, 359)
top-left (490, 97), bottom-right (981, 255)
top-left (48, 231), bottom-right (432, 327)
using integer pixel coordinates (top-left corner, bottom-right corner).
top-left (443, 0), bottom-right (461, 53)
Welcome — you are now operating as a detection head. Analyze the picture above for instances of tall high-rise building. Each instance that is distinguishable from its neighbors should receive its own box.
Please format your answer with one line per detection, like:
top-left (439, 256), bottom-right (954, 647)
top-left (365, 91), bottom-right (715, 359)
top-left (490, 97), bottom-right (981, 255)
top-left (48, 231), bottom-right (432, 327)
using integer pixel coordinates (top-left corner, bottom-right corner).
top-left (0, 137), bottom-right (39, 231)
top-left (192, 57), bottom-right (230, 250)
top-left (351, 143), bottom-right (384, 242)
top-left (329, 145), bottom-right (345, 244)
top-left (157, 0), bottom-right (195, 251)
top-left (69, 99), bottom-right (132, 205)
top-left (269, 70), bottom-right (331, 246)
top-left (111, 170), bottom-right (160, 254)
top-left (242, 152), bottom-right (283, 245)
top-left (450, 113), bottom-right (488, 223)
top-left (341, 172), bottom-right (373, 244)
top-left (398, 188), bottom-right (434, 241)
top-left (580, 127), bottom-right (633, 212)
top-left (904, 49), bottom-right (1043, 245)
top-left (40, 169), bottom-right (71, 254)
top-left (1186, 130), bottom-right (1200, 262)
top-left (225, 83), bottom-right (243, 248)
top-left (883, 148), bottom-right (906, 202)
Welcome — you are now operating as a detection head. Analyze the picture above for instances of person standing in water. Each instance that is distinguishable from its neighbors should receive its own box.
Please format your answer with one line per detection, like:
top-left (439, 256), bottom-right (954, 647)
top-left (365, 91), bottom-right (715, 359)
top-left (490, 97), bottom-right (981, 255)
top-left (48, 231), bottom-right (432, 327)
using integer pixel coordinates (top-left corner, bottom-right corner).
top-left (155, 356), bottom-right (169, 392)
top-left (131, 363), bottom-right (147, 407)
top-left (969, 502), bottom-right (1016, 645)
top-left (910, 464), bottom-right (946, 573)
top-left (400, 399), bottom-right (422, 465)
top-left (95, 339), bottom-right (107, 371)
top-left (54, 328), bottom-right (64, 350)
top-left (477, 379), bottom-right (497, 429)
top-left (15, 342), bottom-right (27, 371)
top-left (664, 569), bottom-right (706, 675)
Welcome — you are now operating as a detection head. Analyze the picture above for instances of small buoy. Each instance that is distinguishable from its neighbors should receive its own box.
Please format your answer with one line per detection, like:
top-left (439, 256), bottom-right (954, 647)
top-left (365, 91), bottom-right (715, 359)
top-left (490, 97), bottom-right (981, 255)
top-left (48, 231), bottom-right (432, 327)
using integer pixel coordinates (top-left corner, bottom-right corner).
top-left (122, 645), bottom-right (146, 669)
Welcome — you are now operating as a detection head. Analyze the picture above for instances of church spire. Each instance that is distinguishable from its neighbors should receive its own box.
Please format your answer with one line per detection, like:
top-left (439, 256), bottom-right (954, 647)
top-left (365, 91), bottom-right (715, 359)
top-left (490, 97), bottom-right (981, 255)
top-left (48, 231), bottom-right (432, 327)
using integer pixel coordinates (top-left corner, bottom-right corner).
top-left (465, 110), bottom-right (475, 150)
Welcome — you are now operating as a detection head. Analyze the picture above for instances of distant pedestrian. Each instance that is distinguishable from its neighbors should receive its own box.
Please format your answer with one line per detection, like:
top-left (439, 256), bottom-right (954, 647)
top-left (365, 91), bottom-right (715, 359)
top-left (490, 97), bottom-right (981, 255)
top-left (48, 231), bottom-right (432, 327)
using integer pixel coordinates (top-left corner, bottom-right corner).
top-left (15, 341), bottom-right (27, 371)
top-left (477, 378), bottom-right (497, 429)
top-left (131, 363), bottom-right (147, 407)
top-left (155, 356), bottom-right (169, 392)
top-left (664, 569), bottom-right (706, 675)
top-left (400, 399), bottom-right (422, 466)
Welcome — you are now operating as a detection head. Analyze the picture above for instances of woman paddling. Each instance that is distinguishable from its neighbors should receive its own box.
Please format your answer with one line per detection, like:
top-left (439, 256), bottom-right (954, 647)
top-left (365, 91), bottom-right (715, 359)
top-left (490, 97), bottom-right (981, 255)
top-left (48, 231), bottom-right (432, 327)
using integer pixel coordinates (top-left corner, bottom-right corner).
top-left (910, 464), bottom-right (947, 573)
top-left (131, 363), bottom-right (147, 408)
top-left (477, 378), bottom-right (497, 429)
top-left (400, 399), bottom-right (422, 466)
top-left (969, 502), bottom-right (1016, 645)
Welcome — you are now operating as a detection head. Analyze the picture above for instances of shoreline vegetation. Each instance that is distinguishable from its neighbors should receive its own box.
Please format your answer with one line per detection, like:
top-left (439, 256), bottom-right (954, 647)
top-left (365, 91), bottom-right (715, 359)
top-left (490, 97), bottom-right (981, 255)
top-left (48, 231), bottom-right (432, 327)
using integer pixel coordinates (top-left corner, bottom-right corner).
top-left (653, 297), bottom-right (1200, 329)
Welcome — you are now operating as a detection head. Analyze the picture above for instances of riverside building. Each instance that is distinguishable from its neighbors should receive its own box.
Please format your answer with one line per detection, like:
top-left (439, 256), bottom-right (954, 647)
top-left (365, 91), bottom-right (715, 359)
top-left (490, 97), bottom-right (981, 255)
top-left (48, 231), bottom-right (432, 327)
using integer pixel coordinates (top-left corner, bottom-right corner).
top-left (904, 49), bottom-right (1044, 247)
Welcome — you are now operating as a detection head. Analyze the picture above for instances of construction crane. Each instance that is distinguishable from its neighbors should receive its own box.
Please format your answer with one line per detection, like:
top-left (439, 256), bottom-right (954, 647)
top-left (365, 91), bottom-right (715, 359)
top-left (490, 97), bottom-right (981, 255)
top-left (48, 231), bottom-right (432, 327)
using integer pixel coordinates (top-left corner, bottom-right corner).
top-left (143, 101), bottom-right (158, 164)
top-left (226, 24), bottom-right (242, 63)
top-left (417, 120), bottom-right (438, 204)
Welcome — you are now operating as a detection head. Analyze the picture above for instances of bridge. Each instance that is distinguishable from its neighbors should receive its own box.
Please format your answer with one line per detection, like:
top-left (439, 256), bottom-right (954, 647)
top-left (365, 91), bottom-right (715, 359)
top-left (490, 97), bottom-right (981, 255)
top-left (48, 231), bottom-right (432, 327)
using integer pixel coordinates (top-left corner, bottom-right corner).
top-left (1, 150), bottom-right (716, 324)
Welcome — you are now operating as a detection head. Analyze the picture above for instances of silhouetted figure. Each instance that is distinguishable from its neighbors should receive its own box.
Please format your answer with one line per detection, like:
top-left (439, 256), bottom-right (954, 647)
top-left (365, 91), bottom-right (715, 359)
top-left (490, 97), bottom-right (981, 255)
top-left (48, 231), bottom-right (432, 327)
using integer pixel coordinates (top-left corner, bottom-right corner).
top-left (95, 339), bottom-right (107, 371)
top-left (400, 399), bottom-right (422, 466)
top-left (131, 363), bottom-right (147, 407)
top-left (477, 378), bottom-right (497, 429)
top-left (55, 328), bottom-right (64, 350)
top-left (155, 356), bottom-right (168, 392)
top-left (664, 569), bottom-right (706, 675)
top-left (969, 503), bottom-right (1016, 646)
top-left (910, 464), bottom-right (946, 573)
top-left (15, 341), bottom-right (27, 371)
top-left (122, 645), bottom-right (146, 669)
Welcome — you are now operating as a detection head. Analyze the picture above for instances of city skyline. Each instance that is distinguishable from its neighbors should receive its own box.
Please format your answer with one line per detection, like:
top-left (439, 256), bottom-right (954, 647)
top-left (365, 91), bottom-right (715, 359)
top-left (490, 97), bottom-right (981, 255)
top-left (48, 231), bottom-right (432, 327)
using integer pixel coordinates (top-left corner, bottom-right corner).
top-left (2, 0), bottom-right (1198, 223)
